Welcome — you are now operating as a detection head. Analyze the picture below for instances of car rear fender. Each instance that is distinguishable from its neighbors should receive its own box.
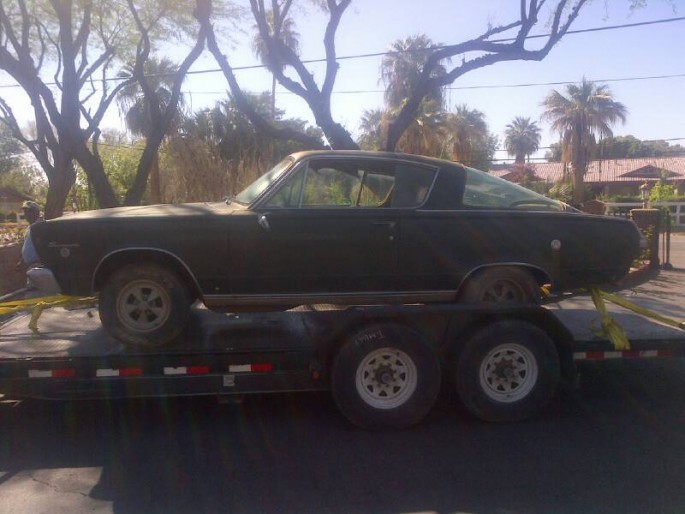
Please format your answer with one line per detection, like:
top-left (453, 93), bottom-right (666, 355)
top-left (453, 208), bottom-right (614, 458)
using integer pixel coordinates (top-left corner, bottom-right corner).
top-left (92, 248), bottom-right (202, 299)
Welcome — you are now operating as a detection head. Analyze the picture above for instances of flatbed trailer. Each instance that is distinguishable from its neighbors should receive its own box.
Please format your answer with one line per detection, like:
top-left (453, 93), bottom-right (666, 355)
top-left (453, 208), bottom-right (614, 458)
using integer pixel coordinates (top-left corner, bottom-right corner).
top-left (1, 302), bottom-right (684, 429)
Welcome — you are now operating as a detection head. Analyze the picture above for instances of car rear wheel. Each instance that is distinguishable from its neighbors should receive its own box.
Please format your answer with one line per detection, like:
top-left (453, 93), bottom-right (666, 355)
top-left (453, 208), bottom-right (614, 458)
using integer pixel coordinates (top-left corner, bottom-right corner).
top-left (99, 264), bottom-right (190, 348)
top-left (458, 266), bottom-right (540, 304)
top-left (331, 324), bottom-right (441, 430)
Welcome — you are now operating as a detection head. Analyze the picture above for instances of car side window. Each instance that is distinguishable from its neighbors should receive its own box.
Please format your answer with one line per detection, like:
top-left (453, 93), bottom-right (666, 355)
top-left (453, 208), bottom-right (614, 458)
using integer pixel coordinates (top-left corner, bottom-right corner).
top-left (462, 166), bottom-right (562, 211)
top-left (265, 158), bottom-right (436, 209)
top-left (390, 164), bottom-right (436, 208)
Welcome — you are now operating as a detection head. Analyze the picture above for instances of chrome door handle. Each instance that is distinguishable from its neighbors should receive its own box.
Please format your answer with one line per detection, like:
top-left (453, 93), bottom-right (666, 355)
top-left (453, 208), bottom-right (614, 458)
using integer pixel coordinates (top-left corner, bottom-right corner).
top-left (258, 214), bottom-right (270, 231)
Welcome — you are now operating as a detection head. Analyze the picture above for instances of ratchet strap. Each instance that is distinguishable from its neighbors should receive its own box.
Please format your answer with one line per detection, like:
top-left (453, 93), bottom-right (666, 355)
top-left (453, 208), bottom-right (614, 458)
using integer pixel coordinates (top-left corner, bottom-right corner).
top-left (0, 295), bottom-right (97, 333)
top-left (590, 287), bottom-right (685, 351)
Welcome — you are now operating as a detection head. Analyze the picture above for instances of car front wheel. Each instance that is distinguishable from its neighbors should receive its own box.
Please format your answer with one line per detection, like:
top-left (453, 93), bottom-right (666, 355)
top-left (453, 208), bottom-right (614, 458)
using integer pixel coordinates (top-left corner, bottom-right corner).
top-left (99, 264), bottom-right (190, 348)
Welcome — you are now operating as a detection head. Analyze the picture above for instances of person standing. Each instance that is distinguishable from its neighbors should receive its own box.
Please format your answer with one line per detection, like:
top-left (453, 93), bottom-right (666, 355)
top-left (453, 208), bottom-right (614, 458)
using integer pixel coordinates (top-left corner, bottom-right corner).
top-left (16, 201), bottom-right (44, 269)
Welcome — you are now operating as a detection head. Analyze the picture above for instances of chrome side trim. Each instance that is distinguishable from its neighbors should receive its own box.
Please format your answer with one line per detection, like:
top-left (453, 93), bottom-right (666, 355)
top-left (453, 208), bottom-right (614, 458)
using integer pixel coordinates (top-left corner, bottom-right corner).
top-left (203, 290), bottom-right (456, 308)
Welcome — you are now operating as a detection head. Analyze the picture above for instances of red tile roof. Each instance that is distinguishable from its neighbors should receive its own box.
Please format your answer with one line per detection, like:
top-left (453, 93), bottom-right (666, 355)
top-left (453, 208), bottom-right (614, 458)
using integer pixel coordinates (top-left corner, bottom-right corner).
top-left (490, 157), bottom-right (685, 184)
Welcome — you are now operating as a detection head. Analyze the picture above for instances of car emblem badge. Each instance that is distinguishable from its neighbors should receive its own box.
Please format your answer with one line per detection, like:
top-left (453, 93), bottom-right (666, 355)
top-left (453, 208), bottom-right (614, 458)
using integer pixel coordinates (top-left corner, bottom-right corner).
top-left (60, 248), bottom-right (71, 258)
top-left (550, 239), bottom-right (562, 251)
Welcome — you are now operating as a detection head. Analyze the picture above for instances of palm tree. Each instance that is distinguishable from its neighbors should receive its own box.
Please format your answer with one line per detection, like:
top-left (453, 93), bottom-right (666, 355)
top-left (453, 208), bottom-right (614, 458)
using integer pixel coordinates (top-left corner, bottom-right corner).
top-left (357, 108), bottom-right (384, 150)
top-left (446, 105), bottom-right (489, 166)
top-left (117, 58), bottom-right (183, 204)
top-left (542, 78), bottom-right (627, 204)
top-left (380, 34), bottom-right (445, 111)
top-left (251, 9), bottom-right (300, 119)
top-left (394, 99), bottom-right (446, 157)
top-left (380, 35), bottom-right (448, 155)
top-left (504, 117), bottom-right (541, 164)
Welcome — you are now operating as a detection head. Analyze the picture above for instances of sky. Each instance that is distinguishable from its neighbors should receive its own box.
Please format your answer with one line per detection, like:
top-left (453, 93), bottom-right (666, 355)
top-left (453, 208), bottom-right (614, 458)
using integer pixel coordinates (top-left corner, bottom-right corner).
top-left (2, 0), bottom-right (684, 163)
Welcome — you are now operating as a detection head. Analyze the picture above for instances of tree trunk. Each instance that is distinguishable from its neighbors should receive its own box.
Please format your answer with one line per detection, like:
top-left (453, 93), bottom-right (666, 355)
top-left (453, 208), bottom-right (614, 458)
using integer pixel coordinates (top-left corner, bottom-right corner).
top-left (43, 157), bottom-right (76, 220)
top-left (150, 151), bottom-right (161, 204)
top-left (73, 143), bottom-right (120, 209)
top-left (572, 165), bottom-right (586, 206)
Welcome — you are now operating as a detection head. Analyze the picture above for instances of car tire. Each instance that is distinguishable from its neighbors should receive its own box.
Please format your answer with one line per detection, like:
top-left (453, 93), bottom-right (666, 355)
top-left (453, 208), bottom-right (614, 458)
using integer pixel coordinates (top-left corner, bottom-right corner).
top-left (331, 323), bottom-right (441, 430)
top-left (455, 320), bottom-right (560, 422)
top-left (99, 264), bottom-right (190, 348)
top-left (458, 266), bottom-right (540, 304)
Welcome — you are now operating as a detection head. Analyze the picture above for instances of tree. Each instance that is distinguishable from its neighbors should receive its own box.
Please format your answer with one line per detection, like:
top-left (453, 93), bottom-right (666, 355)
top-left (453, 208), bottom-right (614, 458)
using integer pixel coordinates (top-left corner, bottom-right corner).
top-left (381, 35), bottom-right (446, 111)
top-left (357, 108), bottom-right (384, 151)
top-left (0, 1), bottom-right (209, 217)
top-left (504, 117), bottom-right (541, 163)
top-left (0, 123), bottom-right (22, 175)
top-left (383, 1), bottom-right (593, 151)
top-left (117, 58), bottom-right (184, 204)
top-left (379, 35), bottom-right (447, 157)
top-left (542, 78), bottom-right (627, 204)
top-left (196, 0), bottom-right (352, 150)
top-left (164, 92), bottom-right (324, 201)
top-left (446, 105), bottom-right (497, 169)
top-left (251, 7), bottom-right (300, 119)
top-left (597, 135), bottom-right (685, 159)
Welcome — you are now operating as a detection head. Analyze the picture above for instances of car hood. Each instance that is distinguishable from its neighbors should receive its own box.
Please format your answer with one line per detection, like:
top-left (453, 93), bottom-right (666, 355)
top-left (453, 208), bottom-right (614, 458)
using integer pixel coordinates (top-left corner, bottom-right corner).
top-left (57, 202), bottom-right (245, 220)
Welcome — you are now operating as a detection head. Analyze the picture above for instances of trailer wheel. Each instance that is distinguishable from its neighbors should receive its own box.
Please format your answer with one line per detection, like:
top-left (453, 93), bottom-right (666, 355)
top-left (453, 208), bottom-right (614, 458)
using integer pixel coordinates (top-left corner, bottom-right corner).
top-left (456, 320), bottom-right (559, 422)
top-left (99, 264), bottom-right (190, 348)
top-left (331, 324), bottom-right (441, 430)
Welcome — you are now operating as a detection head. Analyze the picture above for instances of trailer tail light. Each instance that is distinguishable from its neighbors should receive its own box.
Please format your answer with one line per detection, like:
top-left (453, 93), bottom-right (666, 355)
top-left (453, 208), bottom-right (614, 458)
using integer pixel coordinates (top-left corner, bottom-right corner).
top-left (96, 368), bottom-right (143, 377)
top-left (28, 368), bottom-right (77, 378)
top-left (228, 363), bottom-right (273, 373)
top-left (164, 366), bottom-right (210, 376)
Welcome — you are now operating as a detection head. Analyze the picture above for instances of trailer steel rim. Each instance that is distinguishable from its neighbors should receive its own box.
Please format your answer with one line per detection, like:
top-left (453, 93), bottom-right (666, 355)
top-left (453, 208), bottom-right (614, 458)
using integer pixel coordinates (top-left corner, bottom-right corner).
top-left (116, 279), bottom-right (172, 333)
top-left (355, 347), bottom-right (418, 409)
top-left (479, 343), bottom-right (538, 403)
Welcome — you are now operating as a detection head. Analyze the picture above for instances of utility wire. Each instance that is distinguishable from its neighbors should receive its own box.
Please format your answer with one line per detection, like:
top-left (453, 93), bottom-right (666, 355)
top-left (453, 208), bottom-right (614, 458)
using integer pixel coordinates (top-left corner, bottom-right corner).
top-left (0, 16), bottom-right (683, 90)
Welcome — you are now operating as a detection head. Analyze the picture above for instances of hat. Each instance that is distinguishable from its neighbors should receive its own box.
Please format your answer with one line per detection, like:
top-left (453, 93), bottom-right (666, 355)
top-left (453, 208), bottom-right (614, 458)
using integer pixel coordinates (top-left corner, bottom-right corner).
top-left (22, 201), bottom-right (41, 212)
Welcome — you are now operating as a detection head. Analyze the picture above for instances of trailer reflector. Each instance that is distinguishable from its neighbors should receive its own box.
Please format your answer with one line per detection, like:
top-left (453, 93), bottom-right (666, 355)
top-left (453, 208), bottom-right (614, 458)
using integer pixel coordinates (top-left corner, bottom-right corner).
top-left (28, 368), bottom-right (76, 378)
top-left (228, 363), bottom-right (273, 373)
top-left (574, 349), bottom-right (674, 361)
top-left (96, 368), bottom-right (143, 377)
top-left (163, 366), bottom-right (210, 376)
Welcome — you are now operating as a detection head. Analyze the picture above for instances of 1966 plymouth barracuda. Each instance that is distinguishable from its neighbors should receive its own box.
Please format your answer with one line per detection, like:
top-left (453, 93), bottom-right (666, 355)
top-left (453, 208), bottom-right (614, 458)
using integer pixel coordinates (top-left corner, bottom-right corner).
top-left (30, 151), bottom-right (642, 346)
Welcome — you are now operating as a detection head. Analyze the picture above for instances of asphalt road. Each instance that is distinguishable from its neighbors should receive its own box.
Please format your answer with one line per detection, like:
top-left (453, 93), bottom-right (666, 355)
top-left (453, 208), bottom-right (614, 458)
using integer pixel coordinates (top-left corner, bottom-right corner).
top-left (0, 234), bottom-right (684, 514)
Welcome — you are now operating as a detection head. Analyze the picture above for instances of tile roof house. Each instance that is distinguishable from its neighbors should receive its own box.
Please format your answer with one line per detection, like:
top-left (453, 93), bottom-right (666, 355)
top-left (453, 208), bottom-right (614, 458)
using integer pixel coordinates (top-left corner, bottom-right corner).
top-left (490, 156), bottom-right (685, 197)
top-left (0, 187), bottom-right (33, 218)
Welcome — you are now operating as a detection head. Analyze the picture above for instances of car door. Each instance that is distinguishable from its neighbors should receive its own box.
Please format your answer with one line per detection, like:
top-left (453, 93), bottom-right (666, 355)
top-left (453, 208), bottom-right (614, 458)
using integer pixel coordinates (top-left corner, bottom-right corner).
top-left (226, 157), bottom-right (402, 299)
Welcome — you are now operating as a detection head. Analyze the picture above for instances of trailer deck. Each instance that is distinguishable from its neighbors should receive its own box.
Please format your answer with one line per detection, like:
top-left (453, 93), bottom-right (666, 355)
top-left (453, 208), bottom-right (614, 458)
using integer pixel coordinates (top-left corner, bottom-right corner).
top-left (1, 279), bottom-right (684, 428)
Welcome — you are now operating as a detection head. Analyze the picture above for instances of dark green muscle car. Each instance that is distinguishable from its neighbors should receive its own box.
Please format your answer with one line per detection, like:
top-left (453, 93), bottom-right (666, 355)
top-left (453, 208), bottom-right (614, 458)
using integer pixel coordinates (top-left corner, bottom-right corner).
top-left (30, 151), bottom-right (643, 347)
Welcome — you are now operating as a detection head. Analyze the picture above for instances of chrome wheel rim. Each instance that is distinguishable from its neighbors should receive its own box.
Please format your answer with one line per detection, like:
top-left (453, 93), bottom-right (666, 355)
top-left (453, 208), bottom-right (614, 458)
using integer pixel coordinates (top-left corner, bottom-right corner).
top-left (116, 279), bottom-right (171, 333)
top-left (356, 347), bottom-right (418, 409)
top-left (479, 343), bottom-right (538, 403)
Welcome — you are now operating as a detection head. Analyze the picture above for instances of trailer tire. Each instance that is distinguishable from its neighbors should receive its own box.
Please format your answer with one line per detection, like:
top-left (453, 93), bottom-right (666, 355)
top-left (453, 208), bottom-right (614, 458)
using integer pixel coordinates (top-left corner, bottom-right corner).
top-left (331, 324), bottom-right (441, 430)
top-left (456, 320), bottom-right (559, 422)
top-left (99, 264), bottom-right (190, 348)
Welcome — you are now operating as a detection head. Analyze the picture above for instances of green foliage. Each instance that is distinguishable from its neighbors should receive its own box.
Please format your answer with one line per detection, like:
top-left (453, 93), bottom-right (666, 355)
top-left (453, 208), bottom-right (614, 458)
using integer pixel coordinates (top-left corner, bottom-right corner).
top-left (0, 124), bottom-right (22, 176)
top-left (71, 137), bottom-right (142, 210)
top-left (598, 136), bottom-right (685, 159)
top-left (649, 182), bottom-right (678, 203)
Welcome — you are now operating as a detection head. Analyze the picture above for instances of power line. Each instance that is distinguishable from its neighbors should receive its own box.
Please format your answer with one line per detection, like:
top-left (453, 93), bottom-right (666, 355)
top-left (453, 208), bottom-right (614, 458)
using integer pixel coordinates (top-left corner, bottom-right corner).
top-left (0, 16), bottom-right (684, 90)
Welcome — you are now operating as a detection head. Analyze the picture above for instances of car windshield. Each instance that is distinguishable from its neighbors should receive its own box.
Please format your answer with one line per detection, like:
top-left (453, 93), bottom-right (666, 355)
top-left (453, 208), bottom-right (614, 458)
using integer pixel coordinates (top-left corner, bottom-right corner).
top-left (234, 157), bottom-right (295, 205)
top-left (462, 166), bottom-right (565, 211)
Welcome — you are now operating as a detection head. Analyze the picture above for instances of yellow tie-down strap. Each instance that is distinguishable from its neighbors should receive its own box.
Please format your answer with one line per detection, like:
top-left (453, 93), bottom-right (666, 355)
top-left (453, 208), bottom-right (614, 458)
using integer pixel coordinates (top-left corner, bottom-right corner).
top-left (0, 295), bottom-right (98, 333)
top-left (590, 287), bottom-right (685, 351)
